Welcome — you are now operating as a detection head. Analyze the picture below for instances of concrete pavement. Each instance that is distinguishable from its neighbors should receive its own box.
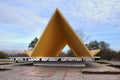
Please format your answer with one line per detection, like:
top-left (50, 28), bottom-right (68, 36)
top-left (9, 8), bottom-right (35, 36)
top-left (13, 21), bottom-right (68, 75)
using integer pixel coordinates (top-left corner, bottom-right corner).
top-left (0, 62), bottom-right (120, 80)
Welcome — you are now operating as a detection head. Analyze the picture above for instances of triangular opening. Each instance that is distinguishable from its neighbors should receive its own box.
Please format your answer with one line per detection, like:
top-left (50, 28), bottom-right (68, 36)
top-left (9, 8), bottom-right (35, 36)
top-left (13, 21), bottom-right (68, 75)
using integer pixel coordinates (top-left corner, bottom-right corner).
top-left (59, 45), bottom-right (75, 57)
top-left (62, 45), bottom-right (69, 53)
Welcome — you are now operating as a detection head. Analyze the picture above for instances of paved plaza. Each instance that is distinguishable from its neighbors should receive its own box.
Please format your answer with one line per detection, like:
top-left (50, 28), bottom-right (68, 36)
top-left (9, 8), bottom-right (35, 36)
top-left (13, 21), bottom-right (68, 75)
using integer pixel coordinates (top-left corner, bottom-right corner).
top-left (0, 62), bottom-right (120, 80)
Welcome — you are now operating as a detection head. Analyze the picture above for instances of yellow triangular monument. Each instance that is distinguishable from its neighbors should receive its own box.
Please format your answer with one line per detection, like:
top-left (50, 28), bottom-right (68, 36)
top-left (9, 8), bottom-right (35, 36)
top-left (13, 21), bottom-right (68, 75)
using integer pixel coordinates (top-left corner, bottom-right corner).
top-left (26, 9), bottom-right (100, 57)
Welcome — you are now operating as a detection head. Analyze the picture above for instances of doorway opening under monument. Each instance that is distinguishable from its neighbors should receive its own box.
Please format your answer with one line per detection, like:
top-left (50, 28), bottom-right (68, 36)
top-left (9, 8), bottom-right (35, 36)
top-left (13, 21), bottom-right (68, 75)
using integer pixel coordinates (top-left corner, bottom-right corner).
top-left (59, 45), bottom-right (75, 57)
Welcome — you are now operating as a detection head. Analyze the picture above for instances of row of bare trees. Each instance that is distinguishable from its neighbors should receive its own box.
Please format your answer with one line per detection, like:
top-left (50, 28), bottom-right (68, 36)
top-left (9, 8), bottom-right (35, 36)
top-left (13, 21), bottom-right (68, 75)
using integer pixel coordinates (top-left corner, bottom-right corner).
top-left (0, 51), bottom-right (28, 59)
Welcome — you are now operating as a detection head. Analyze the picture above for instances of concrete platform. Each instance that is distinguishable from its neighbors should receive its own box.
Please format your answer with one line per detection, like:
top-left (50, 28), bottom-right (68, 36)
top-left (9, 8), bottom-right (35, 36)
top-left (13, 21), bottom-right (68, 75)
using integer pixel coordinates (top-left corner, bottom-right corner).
top-left (82, 62), bottom-right (120, 74)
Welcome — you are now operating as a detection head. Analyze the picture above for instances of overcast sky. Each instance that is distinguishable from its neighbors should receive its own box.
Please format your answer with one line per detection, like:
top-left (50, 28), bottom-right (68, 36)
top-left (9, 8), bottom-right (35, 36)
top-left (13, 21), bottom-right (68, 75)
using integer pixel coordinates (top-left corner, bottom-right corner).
top-left (0, 0), bottom-right (120, 52)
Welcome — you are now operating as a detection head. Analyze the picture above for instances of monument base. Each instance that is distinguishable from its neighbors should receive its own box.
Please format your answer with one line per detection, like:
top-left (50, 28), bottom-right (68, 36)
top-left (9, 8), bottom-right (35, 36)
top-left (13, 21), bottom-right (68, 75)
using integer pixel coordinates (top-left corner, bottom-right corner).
top-left (9, 57), bottom-right (100, 67)
top-left (33, 61), bottom-right (86, 67)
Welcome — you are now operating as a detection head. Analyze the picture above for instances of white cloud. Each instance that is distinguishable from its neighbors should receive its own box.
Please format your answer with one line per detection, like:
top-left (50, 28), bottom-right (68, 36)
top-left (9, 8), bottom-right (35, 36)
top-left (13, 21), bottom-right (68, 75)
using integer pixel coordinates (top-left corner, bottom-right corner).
top-left (0, 0), bottom-right (120, 51)
top-left (0, 3), bottom-right (48, 33)
top-left (58, 0), bottom-right (120, 25)
top-left (1, 0), bottom-right (120, 28)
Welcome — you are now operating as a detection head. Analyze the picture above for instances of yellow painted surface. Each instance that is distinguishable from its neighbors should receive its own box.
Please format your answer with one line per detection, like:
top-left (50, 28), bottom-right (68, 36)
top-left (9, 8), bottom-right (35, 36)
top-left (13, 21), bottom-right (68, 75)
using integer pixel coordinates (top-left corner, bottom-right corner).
top-left (26, 9), bottom-right (100, 57)
top-left (90, 49), bottom-right (101, 57)
top-left (24, 50), bottom-right (32, 57)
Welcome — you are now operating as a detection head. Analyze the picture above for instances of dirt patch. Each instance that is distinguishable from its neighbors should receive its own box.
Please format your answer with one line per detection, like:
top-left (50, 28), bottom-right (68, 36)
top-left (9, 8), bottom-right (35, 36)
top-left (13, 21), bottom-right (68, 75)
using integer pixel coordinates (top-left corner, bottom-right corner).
top-left (108, 65), bottom-right (120, 69)
top-left (82, 71), bottom-right (120, 74)
top-left (0, 68), bottom-right (12, 71)
top-left (96, 61), bottom-right (110, 64)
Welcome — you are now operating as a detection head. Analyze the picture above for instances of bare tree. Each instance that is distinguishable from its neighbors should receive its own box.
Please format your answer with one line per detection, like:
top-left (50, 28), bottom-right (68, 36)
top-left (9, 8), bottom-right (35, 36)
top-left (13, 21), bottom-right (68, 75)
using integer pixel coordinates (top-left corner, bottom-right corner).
top-left (75, 29), bottom-right (90, 42)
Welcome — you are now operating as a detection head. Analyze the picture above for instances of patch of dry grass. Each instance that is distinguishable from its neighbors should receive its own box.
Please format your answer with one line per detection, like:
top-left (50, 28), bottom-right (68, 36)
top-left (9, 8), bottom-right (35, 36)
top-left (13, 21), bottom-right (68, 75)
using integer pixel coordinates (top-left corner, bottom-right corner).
top-left (0, 59), bottom-right (14, 62)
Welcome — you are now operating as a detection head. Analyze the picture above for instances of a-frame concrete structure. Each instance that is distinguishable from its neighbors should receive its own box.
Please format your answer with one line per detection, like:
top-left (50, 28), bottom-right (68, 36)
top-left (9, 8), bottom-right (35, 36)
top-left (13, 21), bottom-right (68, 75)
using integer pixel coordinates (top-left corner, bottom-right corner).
top-left (26, 9), bottom-right (100, 57)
